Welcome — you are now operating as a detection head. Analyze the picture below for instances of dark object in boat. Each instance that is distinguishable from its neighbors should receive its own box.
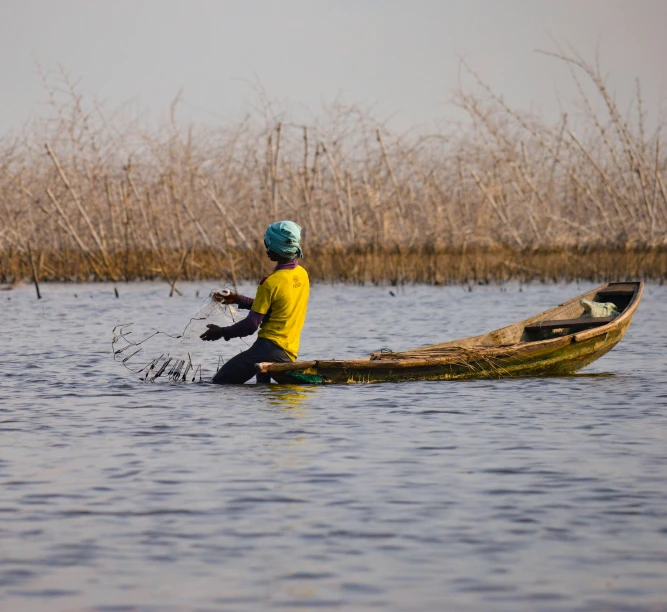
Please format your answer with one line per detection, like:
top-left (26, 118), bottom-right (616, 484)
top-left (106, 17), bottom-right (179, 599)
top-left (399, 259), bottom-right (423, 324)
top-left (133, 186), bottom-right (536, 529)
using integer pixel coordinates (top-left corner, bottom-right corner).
top-left (256, 282), bottom-right (643, 385)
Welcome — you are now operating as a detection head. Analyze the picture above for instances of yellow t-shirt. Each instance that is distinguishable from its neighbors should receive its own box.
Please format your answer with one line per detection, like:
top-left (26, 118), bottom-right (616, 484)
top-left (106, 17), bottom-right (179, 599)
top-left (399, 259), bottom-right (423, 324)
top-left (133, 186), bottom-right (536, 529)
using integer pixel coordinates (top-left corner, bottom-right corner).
top-left (252, 265), bottom-right (310, 360)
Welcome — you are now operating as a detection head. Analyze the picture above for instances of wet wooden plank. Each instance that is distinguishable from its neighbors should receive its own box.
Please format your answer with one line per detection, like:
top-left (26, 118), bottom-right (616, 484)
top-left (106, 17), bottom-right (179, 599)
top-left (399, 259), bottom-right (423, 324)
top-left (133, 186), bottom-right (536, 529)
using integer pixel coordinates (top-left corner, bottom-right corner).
top-left (525, 317), bottom-right (613, 332)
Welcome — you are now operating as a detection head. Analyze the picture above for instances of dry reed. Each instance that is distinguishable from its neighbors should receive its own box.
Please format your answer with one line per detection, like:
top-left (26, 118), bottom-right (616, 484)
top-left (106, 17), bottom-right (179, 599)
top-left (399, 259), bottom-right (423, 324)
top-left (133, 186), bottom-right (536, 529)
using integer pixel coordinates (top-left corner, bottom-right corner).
top-left (1, 51), bottom-right (666, 287)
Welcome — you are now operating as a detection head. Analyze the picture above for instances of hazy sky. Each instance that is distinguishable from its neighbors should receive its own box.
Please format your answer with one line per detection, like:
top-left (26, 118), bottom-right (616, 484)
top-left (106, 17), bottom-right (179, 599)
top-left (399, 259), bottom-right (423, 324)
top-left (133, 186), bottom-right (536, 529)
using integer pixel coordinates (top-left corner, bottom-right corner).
top-left (2, 0), bottom-right (666, 134)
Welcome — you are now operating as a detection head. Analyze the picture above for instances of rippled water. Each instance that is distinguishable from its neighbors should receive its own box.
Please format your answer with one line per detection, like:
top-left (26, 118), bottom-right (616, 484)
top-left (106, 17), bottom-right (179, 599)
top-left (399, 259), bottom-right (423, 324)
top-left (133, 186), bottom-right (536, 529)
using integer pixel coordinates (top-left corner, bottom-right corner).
top-left (1, 281), bottom-right (667, 611)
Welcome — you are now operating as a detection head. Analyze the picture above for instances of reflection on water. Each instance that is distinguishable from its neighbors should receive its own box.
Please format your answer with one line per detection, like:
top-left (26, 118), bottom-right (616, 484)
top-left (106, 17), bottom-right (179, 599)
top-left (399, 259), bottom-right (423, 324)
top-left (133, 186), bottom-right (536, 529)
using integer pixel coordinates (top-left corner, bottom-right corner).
top-left (1, 281), bottom-right (667, 611)
top-left (259, 384), bottom-right (318, 413)
top-left (542, 371), bottom-right (617, 378)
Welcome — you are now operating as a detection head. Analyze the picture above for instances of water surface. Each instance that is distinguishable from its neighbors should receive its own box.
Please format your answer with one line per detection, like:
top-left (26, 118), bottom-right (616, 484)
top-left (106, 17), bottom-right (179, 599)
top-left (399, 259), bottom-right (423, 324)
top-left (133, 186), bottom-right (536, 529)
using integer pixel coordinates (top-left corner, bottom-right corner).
top-left (1, 281), bottom-right (666, 611)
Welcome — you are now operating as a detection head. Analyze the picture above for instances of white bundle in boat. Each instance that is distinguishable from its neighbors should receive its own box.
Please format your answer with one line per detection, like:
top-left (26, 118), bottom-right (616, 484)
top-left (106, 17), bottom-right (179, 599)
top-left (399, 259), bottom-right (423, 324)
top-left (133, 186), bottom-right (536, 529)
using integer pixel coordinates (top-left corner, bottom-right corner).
top-left (580, 299), bottom-right (620, 318)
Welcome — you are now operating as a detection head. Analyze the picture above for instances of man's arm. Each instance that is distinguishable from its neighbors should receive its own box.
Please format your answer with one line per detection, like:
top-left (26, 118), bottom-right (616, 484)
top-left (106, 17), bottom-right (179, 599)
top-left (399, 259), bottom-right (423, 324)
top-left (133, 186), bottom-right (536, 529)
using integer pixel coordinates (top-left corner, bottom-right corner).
top-left (221, 310), bottom-right (264, 338)
top-left (236, 295), bottom-right (254, 310)
top-left (203, 281), bottom-right (271, 341)
top-left (200, 310), bottom-right (264, 342)
top-left (212, 291), bottom-right (254, 310)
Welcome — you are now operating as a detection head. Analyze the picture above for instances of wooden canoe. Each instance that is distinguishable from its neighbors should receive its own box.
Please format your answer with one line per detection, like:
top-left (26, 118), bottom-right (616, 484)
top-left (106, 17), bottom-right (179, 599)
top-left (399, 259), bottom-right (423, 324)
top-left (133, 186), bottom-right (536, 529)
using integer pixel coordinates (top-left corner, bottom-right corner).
top-left (256, 281), bottom-right (643, 385)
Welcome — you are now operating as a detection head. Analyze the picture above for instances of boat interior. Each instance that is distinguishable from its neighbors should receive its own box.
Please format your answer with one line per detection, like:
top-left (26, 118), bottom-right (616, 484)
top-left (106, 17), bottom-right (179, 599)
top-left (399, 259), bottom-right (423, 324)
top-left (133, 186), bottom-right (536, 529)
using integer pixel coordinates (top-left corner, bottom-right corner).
top-left (370, 282), bottom-right (641, 360)
top-left (520, 282), bottom-right (638, 342)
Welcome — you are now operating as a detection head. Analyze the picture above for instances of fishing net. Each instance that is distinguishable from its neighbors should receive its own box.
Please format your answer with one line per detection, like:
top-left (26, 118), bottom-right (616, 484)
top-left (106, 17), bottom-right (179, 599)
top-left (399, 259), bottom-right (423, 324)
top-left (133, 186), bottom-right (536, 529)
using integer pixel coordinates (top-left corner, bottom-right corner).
top-left (112, 289), bottom-right (249, 383)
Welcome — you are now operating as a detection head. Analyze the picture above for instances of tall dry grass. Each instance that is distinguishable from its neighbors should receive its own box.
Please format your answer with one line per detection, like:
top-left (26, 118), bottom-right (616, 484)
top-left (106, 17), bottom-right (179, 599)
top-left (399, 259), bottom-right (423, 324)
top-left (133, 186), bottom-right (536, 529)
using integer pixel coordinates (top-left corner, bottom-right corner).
top-left (1, 50), bottom-right (666, 287)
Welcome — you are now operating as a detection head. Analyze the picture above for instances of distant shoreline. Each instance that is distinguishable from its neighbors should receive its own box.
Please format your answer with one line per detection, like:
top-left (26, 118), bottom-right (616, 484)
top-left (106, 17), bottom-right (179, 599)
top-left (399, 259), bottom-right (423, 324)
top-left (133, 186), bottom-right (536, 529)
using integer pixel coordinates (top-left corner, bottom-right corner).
top-left (2, 246), bottom-right (665, 287)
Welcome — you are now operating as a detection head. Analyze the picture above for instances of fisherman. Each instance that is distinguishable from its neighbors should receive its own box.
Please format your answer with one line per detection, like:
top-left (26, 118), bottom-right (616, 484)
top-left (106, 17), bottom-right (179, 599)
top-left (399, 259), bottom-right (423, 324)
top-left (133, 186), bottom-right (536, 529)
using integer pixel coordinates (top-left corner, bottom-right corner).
top-left (200, 220), bottom-right (310, 384)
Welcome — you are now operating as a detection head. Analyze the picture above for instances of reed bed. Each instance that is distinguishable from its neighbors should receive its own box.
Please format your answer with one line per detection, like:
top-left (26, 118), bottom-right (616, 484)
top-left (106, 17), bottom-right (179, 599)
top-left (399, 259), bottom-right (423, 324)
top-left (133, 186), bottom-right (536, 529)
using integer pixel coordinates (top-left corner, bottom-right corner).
top-left (1, 50), bottom-right (666, 289)
top-left (1, 246), bottom-right (665, 287)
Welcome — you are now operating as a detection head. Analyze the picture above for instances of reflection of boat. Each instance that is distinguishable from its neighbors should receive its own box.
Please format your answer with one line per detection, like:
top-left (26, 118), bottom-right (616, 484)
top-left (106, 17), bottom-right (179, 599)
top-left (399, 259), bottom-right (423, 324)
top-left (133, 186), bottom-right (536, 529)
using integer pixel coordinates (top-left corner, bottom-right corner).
top-left (260, 384), bottom-right (315, 412)
top-left (257, 282), bottom-right (643, 385)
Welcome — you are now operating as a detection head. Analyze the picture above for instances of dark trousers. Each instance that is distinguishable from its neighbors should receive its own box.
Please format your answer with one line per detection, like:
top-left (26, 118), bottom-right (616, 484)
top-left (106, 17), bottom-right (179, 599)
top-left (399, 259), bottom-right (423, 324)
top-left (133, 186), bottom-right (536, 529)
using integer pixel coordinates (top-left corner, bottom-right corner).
top-left (211, 338), bottom-right (291, 385)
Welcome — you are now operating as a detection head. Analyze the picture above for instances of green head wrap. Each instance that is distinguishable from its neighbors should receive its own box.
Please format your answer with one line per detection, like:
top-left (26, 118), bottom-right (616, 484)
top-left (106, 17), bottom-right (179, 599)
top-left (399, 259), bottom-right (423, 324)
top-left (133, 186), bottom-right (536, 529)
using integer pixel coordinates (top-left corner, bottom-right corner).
top-left (264, 221), bottom-right (304, 259)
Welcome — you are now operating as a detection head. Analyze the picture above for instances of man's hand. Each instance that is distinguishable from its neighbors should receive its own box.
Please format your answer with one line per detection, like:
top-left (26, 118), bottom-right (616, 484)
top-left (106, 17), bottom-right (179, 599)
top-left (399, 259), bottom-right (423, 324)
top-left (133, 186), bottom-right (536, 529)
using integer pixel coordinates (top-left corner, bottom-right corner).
top-left (211, 290), bottom-right (239, 305)
top-left (200, 324), bottom-right (228, 341)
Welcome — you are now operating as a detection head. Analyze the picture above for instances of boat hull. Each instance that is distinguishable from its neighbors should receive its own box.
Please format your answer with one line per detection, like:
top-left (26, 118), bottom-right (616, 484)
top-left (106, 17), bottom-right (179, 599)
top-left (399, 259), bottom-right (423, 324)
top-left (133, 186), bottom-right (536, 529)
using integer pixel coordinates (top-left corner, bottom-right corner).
top-left (258, 282), bottom-right (642, 385)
